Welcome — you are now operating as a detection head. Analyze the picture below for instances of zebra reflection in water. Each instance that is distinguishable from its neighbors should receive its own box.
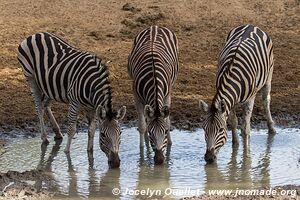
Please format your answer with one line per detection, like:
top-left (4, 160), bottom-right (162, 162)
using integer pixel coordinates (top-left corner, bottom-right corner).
top-left (204, 133), bottom-right (275, 191)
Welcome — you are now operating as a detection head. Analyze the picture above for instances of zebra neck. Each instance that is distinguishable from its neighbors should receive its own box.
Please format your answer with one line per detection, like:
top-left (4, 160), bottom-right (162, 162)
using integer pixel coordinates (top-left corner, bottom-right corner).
top-left (90, 58), bottom-right (113, 112)
top-left (92, 85), bottom-right (113, 112)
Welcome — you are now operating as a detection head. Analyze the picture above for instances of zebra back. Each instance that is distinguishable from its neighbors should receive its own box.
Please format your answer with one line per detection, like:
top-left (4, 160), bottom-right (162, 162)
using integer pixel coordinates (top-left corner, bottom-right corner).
top-left (128, 26), bottom-right (179, 114)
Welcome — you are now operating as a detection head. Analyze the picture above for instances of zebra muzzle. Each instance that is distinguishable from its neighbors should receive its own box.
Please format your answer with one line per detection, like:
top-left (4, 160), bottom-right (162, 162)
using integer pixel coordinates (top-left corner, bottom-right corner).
top-left (204, 148), bottom-right (217, 163)
top-left (154, 149), bottom-right (165, 165)
top-left (108, 151), bottom-right (120, 168)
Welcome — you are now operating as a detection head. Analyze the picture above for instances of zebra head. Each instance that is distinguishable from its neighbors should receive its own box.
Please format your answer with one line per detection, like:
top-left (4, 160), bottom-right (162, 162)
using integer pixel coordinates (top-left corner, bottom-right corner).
top-left (97, 105), bottom-right (126, 168)
top-left (199, 100), bottom-right (228, 163)
top-left (144, 105), bottom-right (169, 165)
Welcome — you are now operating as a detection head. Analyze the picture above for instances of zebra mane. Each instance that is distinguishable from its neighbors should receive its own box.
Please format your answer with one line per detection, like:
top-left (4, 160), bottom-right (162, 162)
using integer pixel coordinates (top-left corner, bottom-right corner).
top-left (105, 87), bottom-right (118, 121)
top-left (217, 40), bottom-right (239, 80)
top-left (96, 57), bottom-right (116, 121)
top-left (150, 26), bottom-right (161, 116)
top-left (105, 80), bottom-right (115, 120)
top-left (152, 58), bottom-right (161, 117)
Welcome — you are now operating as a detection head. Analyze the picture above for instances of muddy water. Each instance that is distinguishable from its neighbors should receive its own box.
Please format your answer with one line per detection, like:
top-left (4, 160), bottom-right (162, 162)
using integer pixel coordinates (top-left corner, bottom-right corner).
top-left (0, 127), bottom-right (300, 199)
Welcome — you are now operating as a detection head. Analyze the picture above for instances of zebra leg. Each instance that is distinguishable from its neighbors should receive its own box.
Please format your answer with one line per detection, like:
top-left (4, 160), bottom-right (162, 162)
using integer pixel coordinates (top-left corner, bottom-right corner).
top-left (87, 112), bottom-right (97, 153)
top-left (44, 98), bottom-right (63, 140)
top-left (228, 109), bottom-right (238, 146)
top-left (165, 95), bottom-right (172, 145)
top-left (241, 97), bottom-right (255, 145)
top-left (86, 112), bottom-right (96, 166)
top-left (166, 116), bottom-right (172, 146)
top-left (262, 84), bottom-right (276, 134)
top-left (143, 124), bottom-right (150, 148)
top-left (136, 101), bottom-right (148, 148)
top-left (27, 78), bottom-right (49, 144)
top-left (64, 103), bottom-right (79, 153)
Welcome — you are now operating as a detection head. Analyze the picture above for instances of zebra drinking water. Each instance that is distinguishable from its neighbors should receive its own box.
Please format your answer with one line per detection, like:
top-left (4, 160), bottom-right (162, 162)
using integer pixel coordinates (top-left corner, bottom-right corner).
top-left (199, 24), bottom-right (276, 163)
top-left (128, 26), bottom-right (179, 164)
top-left (17, 32), bottom-right (126, 168)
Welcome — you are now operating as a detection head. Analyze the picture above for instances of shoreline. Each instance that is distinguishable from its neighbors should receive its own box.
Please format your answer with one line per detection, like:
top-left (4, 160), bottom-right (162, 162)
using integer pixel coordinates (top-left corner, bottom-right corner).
top-left (0, 113), bottom-right (299, 148)
top-left (1, 112), bottom-right (299, 138)
top-left (0, 170), bottom-right (299, 200)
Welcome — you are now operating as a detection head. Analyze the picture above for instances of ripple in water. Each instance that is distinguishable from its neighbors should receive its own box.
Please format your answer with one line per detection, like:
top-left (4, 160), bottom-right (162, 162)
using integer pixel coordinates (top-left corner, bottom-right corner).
top-left (0, 127), bottom-right (299, 199)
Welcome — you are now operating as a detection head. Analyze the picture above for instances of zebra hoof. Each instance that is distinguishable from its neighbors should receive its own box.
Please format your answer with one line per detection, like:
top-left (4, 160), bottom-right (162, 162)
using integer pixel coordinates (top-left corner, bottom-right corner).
top-left (268, 128), bottom-right (276, 135)
top-left (42, 138), bottom-right (49, 145)
top-left (87, 148), bottom-right (94, 155)
top-left (54, 135), bottom-right (63, 141)
top-left (54, 138), bottom-right (63, 146)
top-left (64, 149), bottom-right (70, 154)
top-left (232, 140), bottom-right (239, 147)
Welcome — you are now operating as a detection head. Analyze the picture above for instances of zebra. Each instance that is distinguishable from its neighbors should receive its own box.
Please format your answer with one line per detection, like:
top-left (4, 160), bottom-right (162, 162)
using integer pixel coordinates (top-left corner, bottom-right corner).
top-left (199, 24), bottom-right (276, 163)
top-left (128, 26), bottom-right (179, 164)
top-left (17, 32), bottom-right (126, 168)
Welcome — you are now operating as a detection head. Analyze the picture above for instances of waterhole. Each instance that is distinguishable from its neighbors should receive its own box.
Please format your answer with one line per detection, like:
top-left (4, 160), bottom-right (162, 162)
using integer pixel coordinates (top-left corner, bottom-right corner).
top-left (0, 127), bottom-right (299, 199)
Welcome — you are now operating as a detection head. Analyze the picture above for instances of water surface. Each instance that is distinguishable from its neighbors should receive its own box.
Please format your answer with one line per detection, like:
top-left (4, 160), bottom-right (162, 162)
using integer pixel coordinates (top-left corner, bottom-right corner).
top-left (0, 127), bottom-right (299, 199)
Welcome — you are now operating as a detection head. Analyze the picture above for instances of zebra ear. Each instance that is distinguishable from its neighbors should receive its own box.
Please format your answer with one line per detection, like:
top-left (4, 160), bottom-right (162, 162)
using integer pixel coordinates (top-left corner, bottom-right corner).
top-left (96, 105), bottom-right (107, 120)
top-left (144, 105), bottom-right (155, 119)
top-left (199, 100), bottom-right (210, 113)
top-left (220, 100), bottom-right (226, 114)
top-left (116, 106), bottom-right (126, 121)
top-left (161, 106), bottom-right (170, 118)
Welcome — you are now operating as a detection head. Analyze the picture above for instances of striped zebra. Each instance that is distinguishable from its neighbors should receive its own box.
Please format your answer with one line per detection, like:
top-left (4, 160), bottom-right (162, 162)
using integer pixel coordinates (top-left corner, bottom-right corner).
top-left (128, 26), bottom-right (179, 164)
top-left (199, 24), bottom-right (276, 163)
top-left (17, 32), bottom-right (126, 168)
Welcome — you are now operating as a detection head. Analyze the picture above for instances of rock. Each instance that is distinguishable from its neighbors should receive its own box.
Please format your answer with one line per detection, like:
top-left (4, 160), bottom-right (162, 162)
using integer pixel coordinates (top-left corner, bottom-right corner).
top-left (122, 3), bottom-right (133, 11)
top-left (25, 181), bottom-right (35, 186)
top-left (122, 3), bottom-right (140, 12)
top-left (87, 31), bottom-right (102, 40)
top-left (106, 33), bottom-right (115, 38)
top-left (18, 189), bottom-right (25, 197)
top-left (121, 19), bottom-right (139, 28)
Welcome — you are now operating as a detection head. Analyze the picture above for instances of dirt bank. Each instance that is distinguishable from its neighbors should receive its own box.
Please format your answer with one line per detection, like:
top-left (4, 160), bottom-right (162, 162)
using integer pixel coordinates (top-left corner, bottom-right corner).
top-left (0, 0), bottom-right (299, 131)
top-left (0, 169), bottom-right (299, 199)
top-left (0, 170), bottom-right (54, 200)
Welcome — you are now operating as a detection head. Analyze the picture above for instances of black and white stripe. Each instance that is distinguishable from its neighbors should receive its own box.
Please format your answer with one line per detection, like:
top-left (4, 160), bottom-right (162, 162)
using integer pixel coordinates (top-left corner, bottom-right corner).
top-left (200, 24), bottom-right (275, 163)
top-left (128, 26), bottom-right (179, 164)
top-left (17, 32), bottom-right (126, 168)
